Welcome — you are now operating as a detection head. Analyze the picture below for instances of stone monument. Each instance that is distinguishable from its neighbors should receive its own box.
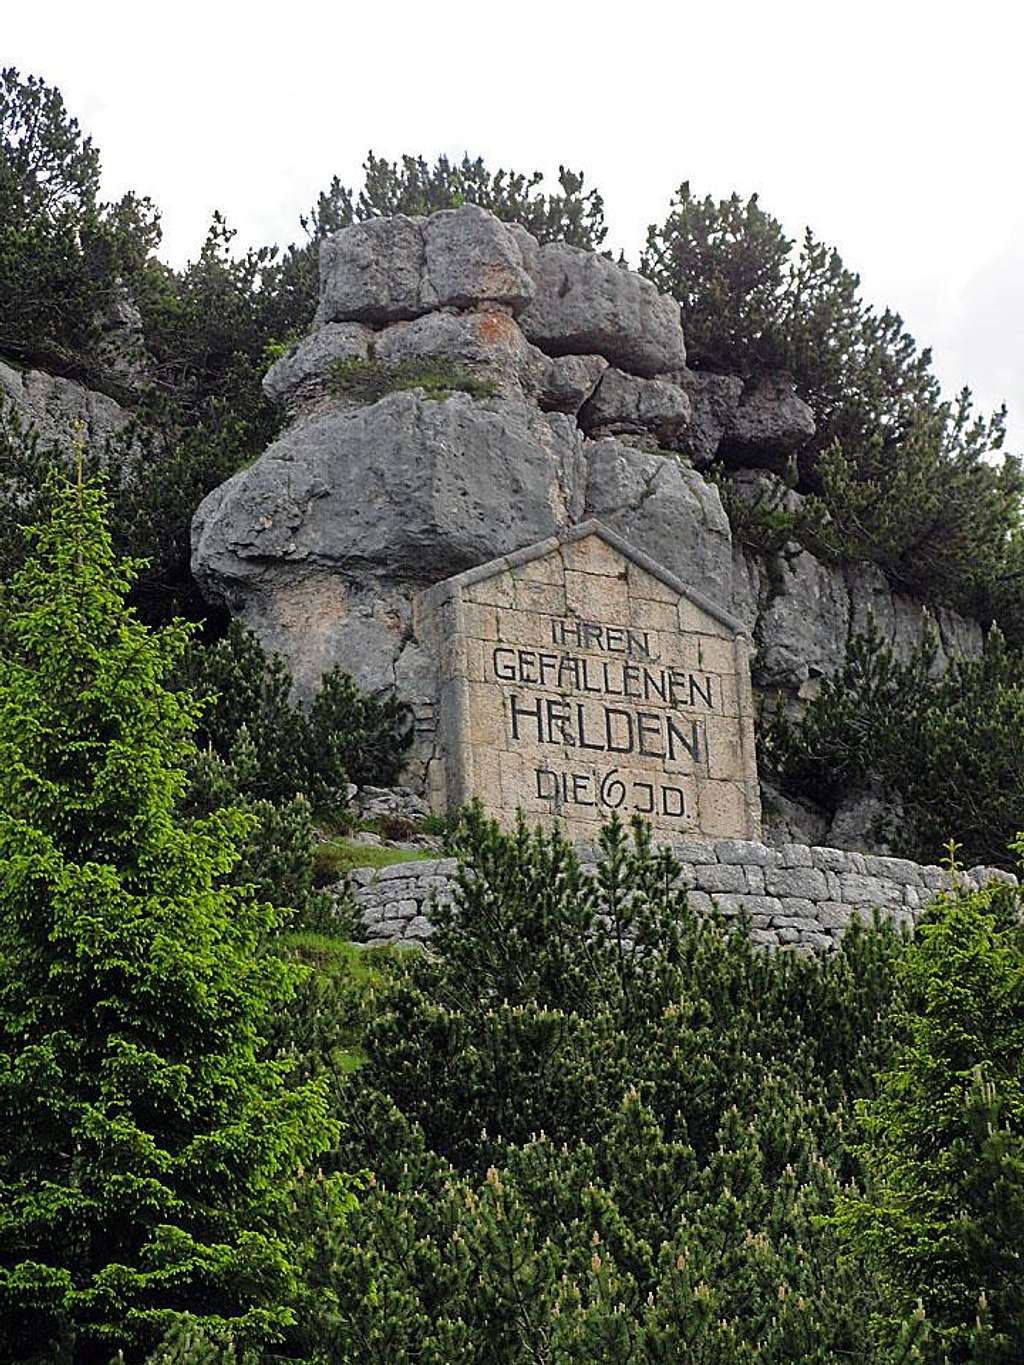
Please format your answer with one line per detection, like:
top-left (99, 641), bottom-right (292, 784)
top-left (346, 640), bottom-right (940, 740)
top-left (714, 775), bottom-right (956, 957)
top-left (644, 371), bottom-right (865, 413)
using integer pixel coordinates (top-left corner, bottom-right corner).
top-left (419, 520), bottom-right (761, 842)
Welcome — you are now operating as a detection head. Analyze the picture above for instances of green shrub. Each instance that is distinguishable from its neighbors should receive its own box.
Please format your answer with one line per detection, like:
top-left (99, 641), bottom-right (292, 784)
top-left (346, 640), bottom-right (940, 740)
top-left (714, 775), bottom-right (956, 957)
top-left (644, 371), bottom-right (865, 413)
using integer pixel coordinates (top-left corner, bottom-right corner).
top-left (764, 618), bottom-right (1024, 868)
top-left (835, 871), bottom-right (1024, 1363)
top-left (0, 67), bottom-right (159, 368)
top-left (182, 621), bottom-right (412, 815)
top-left (282, 809), bottom-right (909, 1361)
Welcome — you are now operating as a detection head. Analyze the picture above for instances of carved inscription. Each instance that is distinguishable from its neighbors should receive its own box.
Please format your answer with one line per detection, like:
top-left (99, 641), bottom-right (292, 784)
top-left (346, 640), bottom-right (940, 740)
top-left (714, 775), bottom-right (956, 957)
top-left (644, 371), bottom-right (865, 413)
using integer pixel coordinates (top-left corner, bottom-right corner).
top-left (487, 617), bottom-right (717, 822)
top-left (423, 527), bottom-right (761, 842)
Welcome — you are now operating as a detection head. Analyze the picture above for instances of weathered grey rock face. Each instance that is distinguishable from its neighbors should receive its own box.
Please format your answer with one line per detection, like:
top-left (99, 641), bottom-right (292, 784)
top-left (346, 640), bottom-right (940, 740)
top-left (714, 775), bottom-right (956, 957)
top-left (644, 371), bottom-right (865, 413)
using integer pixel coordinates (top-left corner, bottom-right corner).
top-left (583, 440), bottom-right (733, 603)
top-left (193, 389), bottom-right (585, 592)
top-left (319, 206), bottom-right (534, 325)
top-left (578, 367), bottom-right (691, 445)
top-left (262, 322), bottom-right (373, 407)
top-left (0, 360), bottom-right (135, 463)
top-left (512, 230), bottom-right (687, 377)
top-left (760, 780), bottom-right (829, 849)
top-left (827, 784), bottom-right (904, 855)
top-left (731, 541), bottom-right (984, 696)
top-left (676, 370), bottom-right (744, 467)
top-left (718, 373), bottom-right (816, 472)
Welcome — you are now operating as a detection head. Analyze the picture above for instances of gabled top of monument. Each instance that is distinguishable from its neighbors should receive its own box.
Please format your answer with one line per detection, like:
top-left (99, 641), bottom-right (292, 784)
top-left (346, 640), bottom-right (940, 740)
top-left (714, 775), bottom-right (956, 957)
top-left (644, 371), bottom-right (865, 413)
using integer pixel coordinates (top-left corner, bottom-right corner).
top-left (421, 518), bottom-right (748, 640)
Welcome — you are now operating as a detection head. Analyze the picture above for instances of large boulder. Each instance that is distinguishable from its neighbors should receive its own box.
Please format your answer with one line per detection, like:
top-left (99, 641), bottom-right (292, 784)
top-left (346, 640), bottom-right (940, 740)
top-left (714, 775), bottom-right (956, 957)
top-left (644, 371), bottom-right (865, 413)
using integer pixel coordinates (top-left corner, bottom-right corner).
top-left (262, 322), bottom-right (374, 409)
top-left (319, 205), bottom-right (534, 325)
top-left (582, 438), bottom-right (733, 604)
top-left (372, 309), bottom-right (545, 400)
top-left (578, 366), bottom-right (691, 445)
top-left (512, 231), bottom-right (686, 377)
top-left (676, 370), bottom-right (744, 467)
top-left (718, 373), bottom-right (816, 472)
top-left (536, 353), bottom-right (608, 415)
top-left (193, 389), bottom-right (586, 594)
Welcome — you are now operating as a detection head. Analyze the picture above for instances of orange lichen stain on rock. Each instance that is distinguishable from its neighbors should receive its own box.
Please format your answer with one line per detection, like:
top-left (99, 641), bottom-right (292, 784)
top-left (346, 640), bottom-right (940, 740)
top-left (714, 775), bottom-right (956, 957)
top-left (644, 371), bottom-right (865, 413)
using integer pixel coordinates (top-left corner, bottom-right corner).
top-left (475, 306), bottom-right (517, 345)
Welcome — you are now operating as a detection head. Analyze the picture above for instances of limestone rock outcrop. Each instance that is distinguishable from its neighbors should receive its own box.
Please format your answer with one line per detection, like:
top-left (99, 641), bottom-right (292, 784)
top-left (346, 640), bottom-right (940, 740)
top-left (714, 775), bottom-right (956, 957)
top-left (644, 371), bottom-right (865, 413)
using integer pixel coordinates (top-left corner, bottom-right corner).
top-left (318, 206), bottom-right (535, 324)
top-left (731, 541), bottom-right (984, 696)
top-left (578, 367), bottom-right (691, 444)
top-left (0, 359), bottom-right (135, 464)
top-left (510, 230), bottom-right (687, 377)
top-left (191, 202), bottom-right (985, 796)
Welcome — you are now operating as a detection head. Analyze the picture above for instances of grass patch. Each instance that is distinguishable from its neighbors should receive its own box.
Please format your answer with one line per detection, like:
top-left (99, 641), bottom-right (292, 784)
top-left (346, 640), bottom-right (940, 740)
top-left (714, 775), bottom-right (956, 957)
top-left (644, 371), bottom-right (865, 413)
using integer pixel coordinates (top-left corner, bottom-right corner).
top-left (329, 355), bottom-right (497, 404)
top-left (313, 837), bottom-right (437, 884)
top-left (274, 932), bottom-right (411, 1073)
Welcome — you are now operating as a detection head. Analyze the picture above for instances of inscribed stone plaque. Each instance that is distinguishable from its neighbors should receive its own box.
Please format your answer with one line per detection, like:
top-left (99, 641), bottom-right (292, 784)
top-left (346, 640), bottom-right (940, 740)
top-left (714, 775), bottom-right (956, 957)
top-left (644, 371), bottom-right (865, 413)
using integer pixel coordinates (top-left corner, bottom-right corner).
top-left (418, 521), bottom-right (761, 842)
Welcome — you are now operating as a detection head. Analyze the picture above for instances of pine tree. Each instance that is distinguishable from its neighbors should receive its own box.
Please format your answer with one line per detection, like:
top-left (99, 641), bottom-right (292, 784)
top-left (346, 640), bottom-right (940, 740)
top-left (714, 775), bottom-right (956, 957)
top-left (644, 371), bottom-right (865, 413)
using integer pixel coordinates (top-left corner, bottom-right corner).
top-left (0, 472), bottom-right (340, 1362)
top-left (835, 875), bottom-right (1024, 1362)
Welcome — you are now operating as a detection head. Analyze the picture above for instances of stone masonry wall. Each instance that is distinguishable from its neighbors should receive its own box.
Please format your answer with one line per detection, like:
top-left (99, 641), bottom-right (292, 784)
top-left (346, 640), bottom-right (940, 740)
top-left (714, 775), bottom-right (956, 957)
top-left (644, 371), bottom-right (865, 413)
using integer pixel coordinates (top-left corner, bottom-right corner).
top-left (348, 841), bottom-right (1016, 951)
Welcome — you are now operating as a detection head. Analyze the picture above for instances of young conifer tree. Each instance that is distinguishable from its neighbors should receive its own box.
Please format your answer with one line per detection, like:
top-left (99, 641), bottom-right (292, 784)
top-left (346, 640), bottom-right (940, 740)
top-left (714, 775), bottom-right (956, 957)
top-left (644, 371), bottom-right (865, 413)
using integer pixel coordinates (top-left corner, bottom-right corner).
top-left (0, 470), bottom-right (340, 1363)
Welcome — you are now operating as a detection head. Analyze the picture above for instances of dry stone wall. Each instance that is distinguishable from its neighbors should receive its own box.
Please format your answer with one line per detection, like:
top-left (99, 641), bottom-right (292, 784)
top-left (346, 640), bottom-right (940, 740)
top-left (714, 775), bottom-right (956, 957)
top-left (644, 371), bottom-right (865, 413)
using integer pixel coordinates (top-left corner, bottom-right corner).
top-left (350, 842), bottom-right (1017, 950)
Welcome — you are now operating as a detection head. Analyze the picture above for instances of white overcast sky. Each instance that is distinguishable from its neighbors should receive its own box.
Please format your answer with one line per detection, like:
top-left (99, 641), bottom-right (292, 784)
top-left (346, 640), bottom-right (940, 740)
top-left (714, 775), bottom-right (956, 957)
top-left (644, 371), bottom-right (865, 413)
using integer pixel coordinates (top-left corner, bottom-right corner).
top-left (6, 1), bottom-right (1024, 450)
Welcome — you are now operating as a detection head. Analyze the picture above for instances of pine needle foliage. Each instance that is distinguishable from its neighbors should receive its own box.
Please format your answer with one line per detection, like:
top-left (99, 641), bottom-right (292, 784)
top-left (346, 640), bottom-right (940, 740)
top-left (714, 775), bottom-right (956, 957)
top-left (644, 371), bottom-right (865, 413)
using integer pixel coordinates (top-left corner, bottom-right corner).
top-left (835, 873), bottom-right (1024, 1363)
top-left (289, 808), bottom-right (908, 1362)
top-left (0, 475), bottom-right (340, 1362)
top-left (764, 618), bottom-right (1024, 868)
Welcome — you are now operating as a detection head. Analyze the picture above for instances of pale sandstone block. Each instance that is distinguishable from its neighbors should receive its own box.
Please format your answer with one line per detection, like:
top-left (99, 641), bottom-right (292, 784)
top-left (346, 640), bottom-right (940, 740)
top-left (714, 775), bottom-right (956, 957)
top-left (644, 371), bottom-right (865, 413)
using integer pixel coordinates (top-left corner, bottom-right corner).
top-left (467, 571), bottom-right (516, 608)
top-left (561, 533), bottom-right (625, 576)
top-left (678, 597), bottom-right (730, 635)
top-left (697, 780), bottom-right (750, 839)
top-left (514, 579), bottom-right (567, 615)
top-left (462, 602), bottom-right (498, 639)
top-left (564, 568), bottom-right (629, 620)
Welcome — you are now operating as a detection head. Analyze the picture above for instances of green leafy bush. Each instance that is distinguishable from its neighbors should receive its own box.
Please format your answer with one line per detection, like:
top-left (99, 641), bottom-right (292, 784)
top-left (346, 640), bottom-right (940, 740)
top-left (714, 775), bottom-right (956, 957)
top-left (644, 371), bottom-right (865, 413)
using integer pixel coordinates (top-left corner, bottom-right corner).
top-left (764, 618), bottom-right (1024, 867)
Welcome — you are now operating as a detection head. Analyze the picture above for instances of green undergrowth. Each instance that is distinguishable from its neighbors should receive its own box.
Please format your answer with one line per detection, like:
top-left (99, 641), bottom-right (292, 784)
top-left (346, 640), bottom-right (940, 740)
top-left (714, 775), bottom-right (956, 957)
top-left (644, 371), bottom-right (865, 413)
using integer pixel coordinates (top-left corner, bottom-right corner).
top-left (329, 354), bottom-right (497, 403)
top-left (313, 836), bottom-right (437, 883)
top-left (272, 933), bottom-right (410, 1075)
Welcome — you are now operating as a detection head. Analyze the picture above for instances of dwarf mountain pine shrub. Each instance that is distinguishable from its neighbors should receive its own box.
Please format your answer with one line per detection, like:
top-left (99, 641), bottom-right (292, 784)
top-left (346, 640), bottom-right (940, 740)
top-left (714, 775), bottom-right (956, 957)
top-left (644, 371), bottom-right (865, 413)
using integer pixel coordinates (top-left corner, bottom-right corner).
top-left (764, 618), bottom-right (1024, 868)
top-left (282, 808), bottom-right (909, 1362)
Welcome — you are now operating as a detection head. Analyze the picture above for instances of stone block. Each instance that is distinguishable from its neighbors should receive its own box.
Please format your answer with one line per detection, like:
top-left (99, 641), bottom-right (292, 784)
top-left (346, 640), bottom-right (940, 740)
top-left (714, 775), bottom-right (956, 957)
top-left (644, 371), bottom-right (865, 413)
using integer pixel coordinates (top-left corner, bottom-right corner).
top-left (779, 843), bottom-right (813, 868)
top-left (693, 863), bottom-right (747, 893)
top-left (378, 861), bottom-right (430, 881)
top-left (773, 898), bottom-right (818, 920)
top-left (715, 839), bottom-right (777, 865)
top-left (766, 867), bottom-right (828, 899)
top-left (672, 840), bottom-right (719, 864)
top-left (841, 873), bottom-right (903, 908)
top-left (810, 846), bottom-right (853, 873)
top-left (712, 894), bottom-right (783, 919)
top-left (864, 855), bottom-right (923, 886)
top-left (816, 902), bottom-right (852, 930)
top-left (750, 928), bottom-right (780, 947)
